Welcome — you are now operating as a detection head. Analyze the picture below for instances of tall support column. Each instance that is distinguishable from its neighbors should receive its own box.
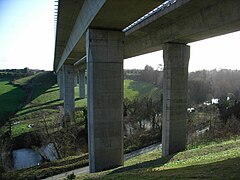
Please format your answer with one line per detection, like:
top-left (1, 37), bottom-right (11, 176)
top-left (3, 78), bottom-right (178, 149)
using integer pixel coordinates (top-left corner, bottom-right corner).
top-left (79, 70), bottom-right (85, 99)
top-left (162, 43), bottom-right (190, 157)
top-left (74, 73), bottom-right (78, 87)
top-left (86, 29), bottom-right (124, 173)
top-left (63, 65), bottom-right (75, 122)
top-left (59, 68), bottom-right (64, 100)
top-left (57, 73), bottom-right (60, 86)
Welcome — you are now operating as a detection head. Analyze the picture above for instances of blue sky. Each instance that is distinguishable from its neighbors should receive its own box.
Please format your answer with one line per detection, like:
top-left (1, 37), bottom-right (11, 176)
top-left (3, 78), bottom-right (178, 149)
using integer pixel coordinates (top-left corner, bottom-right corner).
top-left (0, 0), bottom-right (55, 70)
top-left (1, 0), bottom-right (240, 71)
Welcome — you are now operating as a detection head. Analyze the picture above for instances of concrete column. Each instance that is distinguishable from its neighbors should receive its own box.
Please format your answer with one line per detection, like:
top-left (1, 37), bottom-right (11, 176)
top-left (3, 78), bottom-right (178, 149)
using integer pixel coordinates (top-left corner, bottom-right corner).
top-left (79, 70), bottom-right (85, 99)
top-left (86, 28), bottom-right (124, 173)
top-left (162, 43), bottom-right (190, 157)
top-left (74, 73), bottom-right (78, 87)
top-left (63, 65), bottom-right (75, 123)
top-left (57, 73), bottom-right (60, 86)
top-left (59, 68), bottom-right (64, 100)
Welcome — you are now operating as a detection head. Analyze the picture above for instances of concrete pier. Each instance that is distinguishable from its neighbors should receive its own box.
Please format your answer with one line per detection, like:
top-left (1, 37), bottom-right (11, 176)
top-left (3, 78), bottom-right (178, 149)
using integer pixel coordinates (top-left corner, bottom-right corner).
top-left (63, 65), bottom-right (75, 123)
top-left (74, 73), bottom-right (78, 87)
top-left (59, 68), bottom-right (64, 100)
top-left (79, 70), bottom-right (85, 99)
top-left (86, 29), bottom-right (124, 173)
top-left (162, 43), bottom-right (190, 157)
top-left (57, 73), bottom-right (60, 86)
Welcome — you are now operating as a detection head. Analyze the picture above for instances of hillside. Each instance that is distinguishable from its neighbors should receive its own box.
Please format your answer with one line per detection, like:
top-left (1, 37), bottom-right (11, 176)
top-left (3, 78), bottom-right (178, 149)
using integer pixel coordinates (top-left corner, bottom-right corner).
top-left (2, 71), bottom-right (240, 179)
top-left (78, 138), bottom-right (240, 179)
top-left (6, 74), bottom-right (160, 138)
top-left (0, 71), bottom-right (162, 179)
top-left (0, 79), bottom-right (25, 122)
top-left (124, 79), bottom-right (161, 100)
top-left (2, 137), bottom-right (240, 179)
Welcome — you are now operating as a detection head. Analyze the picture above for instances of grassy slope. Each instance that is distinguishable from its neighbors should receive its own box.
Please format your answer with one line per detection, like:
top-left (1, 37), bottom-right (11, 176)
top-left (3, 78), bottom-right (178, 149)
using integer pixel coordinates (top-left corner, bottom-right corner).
top-left (10, 77), bottom-right (159, 137)
top-left (10, 72), bottom-right (62, 137)
top-left (3, 75), bottom-right (240, 179)
top-left (0, 79), bottom-right (25, 120)
top-left (79, 138), bottom-right (240, 179)
top-left (4, 138), bottom-right (240, 179)
top-left (124, 79), bottom-right (161, 100)
top-left (3, 154), bottom-right (89, 180)
top-left (1, 75), bottom-right (161, 179)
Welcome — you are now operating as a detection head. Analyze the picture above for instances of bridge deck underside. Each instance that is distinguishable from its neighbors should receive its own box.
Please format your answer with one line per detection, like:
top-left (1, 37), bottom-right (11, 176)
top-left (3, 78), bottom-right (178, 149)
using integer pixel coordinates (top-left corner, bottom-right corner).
top-left (54, 0), bottom-right (165, 70)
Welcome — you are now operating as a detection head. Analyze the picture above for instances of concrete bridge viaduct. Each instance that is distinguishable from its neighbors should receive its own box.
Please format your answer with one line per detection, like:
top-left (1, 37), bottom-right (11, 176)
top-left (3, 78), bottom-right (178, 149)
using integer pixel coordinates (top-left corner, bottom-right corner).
top-left (54, 0), bottom-right (240, 173)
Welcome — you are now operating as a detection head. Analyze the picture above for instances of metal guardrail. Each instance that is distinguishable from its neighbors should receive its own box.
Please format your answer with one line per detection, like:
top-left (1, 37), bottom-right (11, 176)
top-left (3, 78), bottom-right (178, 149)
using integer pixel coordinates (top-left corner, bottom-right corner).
top-left (122, 0), bottom-right (177, 32)
top-left (54, 0), bottom-right (59, 32)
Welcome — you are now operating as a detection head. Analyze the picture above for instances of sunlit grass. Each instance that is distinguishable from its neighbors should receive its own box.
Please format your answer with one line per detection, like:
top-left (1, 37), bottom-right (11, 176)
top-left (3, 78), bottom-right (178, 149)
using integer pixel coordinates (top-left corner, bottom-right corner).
top-left (11, 78), bottom-right (157, 137)
top-left (14, 73), bottom-right (39, 86)
top-left (3, 137), bottom-right (240, 179)
top-left (78, 138), bottom-right (240, 179)
top-left (1, 74), bottom-right (161, 149)
top-left (124, 79), bottom-right (161, 100)
top-left (11, 120), bottom-right (34, 137)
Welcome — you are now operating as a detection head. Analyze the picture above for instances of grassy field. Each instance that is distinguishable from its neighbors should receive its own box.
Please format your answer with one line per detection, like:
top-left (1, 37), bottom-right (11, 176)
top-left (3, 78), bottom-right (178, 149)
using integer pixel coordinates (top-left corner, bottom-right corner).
top-left (0, 79), bottom-right (26, 121)
top-left (78, 138), bottom-right (240, 179)
top-left (124, 79), bottom-right (161, 100)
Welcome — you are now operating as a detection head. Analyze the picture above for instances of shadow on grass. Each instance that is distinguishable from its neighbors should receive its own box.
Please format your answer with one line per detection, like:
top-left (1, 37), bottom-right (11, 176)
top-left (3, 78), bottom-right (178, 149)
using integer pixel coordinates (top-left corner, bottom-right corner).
top-left (41, 88), bottom-right (59, 95)
top-left (28, 71), bottom-right (57, 101)
top-left (12, 72), bottom-right (58, 116)
top-left (111, 155), bottom-right (174, 174)
top-left (16, 102), bottom-right (64, 116)
top-left (19, 97), bottom-right (85, 116)
top-left (109, 157), bottom-right (240, 179)
top-left (20, 99), bottom-right (62, 111)
top-left (0, 80), bottom-right (26, 123)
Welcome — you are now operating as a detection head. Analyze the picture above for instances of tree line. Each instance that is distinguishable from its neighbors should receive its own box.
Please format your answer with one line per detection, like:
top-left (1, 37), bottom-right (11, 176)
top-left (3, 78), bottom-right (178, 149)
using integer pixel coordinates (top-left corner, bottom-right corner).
top-left (0, 68), bottom-right (40, 79)
top-left (125, 66), bottom-right (240, 105)
top-left (188, 69), bottom-right (240, 105)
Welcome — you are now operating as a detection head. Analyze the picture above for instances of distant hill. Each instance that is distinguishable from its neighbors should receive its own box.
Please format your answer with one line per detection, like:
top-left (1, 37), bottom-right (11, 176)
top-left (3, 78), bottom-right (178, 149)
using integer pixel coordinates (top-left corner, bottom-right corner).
top-left (0, 68), bottom-right (42, 80)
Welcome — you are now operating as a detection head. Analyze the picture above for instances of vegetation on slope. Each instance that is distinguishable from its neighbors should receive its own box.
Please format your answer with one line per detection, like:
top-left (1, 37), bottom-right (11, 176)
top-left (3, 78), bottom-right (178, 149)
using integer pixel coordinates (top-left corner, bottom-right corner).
top-left (2, 68), bottom-right (240, 179)
top-left (2, 137), bottom-right (240, 179)
top-left (9, 75), bottom-right (159, 138)
top-left (1, 72), bottom-right (162, 179)
top-left (0, 79), bottom-right (25, 122)
top-left (124, 79), bottom-right (161, 101)
top-left (2, 154), bottom-right (89, 180)
top-left (78, 138), bottom-right (240, 179)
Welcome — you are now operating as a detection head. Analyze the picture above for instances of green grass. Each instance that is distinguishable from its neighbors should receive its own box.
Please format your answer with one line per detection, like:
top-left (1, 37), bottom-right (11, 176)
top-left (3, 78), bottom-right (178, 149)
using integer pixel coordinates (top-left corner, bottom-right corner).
top-left (3, 137), bottom-right (240, 179)
top-left (0, 79), bottom-right (26, 120)
top-left (9, 77), bottom-right (159, 137)
top-left (78, 138), bottom-right (240, 179)
top-left (2, 73), bottom-right (240, 179)
top-left (10, 72), bottom-right (61, 136)
top-left (124, 79), bottom-right (161, 100)
top-left (13, 73), bottom-right (38, 86)
top-left (11, 120), bottom-right (34, 137)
